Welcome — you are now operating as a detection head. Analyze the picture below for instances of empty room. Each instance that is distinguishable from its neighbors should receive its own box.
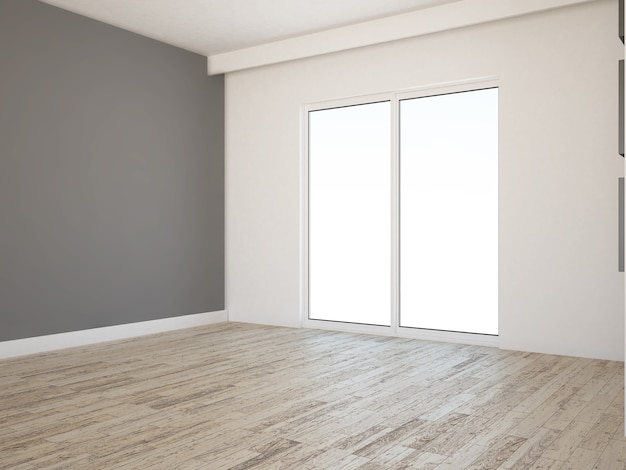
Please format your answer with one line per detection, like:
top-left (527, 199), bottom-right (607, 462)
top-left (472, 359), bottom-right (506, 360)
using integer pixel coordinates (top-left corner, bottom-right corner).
top-left (1, 0), bottom-right (625, 468)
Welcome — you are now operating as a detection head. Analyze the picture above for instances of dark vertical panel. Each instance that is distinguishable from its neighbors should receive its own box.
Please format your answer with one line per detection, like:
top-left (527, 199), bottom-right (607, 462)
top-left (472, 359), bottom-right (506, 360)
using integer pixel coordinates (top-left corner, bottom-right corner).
top-left (0, 0), bottom-right (224, 341)
top-left (617, 60), bottom-right (624, 157)
top-left (617, 177), bottom-right (624, 273)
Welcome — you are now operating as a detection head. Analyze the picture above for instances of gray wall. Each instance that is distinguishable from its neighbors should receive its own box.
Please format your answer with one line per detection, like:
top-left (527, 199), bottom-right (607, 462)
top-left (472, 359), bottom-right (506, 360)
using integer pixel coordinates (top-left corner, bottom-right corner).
top-left (0, 0), bottom-right (224, 341)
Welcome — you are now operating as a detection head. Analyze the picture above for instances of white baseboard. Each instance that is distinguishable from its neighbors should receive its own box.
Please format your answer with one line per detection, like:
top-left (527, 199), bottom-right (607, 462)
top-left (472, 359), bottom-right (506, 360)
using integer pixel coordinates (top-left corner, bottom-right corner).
top-left (0, 310), bottom-right (228, 360)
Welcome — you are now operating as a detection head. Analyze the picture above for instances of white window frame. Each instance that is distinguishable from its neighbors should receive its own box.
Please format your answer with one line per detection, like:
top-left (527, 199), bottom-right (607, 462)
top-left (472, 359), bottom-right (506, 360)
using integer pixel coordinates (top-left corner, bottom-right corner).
top-left (301, 77), bottom-right (500, 348)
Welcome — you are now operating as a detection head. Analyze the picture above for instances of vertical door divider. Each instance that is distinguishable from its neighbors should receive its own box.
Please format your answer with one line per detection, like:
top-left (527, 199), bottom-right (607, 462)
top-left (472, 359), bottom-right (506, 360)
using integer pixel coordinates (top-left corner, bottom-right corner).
top-left (391, 96), bottom-right (400, 333)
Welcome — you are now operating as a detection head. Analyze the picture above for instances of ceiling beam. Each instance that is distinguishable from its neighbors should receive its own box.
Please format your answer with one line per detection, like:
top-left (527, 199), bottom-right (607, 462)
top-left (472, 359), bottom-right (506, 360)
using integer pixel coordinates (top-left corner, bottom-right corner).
top-left (207, 0), bottom-right (598, 75)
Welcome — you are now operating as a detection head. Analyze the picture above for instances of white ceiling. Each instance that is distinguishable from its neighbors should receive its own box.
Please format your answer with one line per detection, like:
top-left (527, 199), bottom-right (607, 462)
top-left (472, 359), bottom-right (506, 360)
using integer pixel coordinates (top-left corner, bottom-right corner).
top-left (38, 0), bottom-right (462, 56)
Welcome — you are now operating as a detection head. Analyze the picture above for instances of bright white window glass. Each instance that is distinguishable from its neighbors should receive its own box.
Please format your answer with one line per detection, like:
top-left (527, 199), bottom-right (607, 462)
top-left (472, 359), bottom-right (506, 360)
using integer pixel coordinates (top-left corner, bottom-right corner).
top-left (399, 88), bottom-right (498, 335)
top-left (309, 101), bottom-right (391, 326)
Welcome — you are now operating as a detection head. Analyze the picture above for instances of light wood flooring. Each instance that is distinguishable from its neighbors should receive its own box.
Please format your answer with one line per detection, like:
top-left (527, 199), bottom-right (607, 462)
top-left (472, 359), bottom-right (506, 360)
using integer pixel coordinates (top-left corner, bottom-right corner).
top-left (1, 322), bottom-right (625, 469)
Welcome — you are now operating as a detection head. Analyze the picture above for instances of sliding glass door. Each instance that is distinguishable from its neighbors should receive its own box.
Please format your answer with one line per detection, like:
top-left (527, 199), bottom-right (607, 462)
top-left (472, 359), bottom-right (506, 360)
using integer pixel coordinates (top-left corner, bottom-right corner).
top-left (306, 85), bottom-right (498, 337)
top-left (308, 101), bottom-right (391, 326)
top-left (399, 88), bottom-right (498, 335)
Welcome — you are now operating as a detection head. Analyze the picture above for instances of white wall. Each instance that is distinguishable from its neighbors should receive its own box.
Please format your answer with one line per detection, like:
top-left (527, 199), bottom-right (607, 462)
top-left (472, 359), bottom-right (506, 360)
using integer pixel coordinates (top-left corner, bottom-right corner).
top-left (226, 0), bottom-right (624, 360)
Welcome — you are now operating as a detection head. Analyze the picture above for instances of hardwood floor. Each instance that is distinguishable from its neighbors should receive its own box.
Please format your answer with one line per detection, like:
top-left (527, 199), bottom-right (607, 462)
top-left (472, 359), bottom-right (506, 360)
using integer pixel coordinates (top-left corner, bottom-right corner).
top-left (1, 322), bottom-right (624, 469)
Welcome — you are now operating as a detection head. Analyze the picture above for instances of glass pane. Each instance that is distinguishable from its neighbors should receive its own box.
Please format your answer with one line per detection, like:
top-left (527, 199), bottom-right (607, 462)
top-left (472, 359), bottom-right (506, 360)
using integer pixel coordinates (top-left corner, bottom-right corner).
top-left (400, 88), bottom-right (498, 335)
top-left (309, 101), bottom-right (391, 326)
